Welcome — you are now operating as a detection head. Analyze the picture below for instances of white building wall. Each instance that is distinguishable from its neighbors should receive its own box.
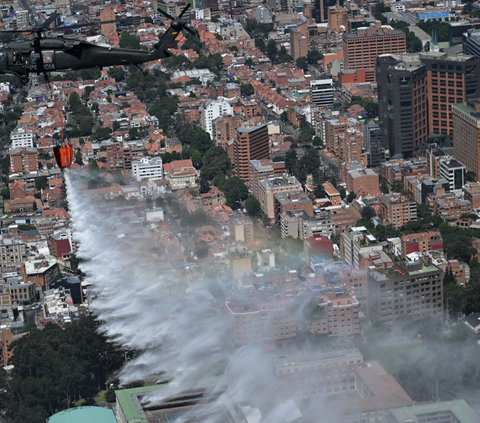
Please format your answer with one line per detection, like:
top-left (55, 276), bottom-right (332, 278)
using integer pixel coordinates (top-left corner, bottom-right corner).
top-left (202, 98), bottom-right (233, 139)
top-left (132, 157), bottom-right (163, 181)
top-left (11, 129), bottom-right (34, 149)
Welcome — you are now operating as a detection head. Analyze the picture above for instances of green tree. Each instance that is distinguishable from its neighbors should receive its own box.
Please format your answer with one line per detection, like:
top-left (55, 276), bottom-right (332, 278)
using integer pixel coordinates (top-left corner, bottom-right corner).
top-left (108, 67), bottom-right (126, 82)
top-left (464, 273), bottom-right (480, 315)
top-left (240, 83), bottom-right (254, 97)
top-left (266, 39), bottom-right (278, 62)
top-left (104, 388), bottom-right (116, 403)
top-left (466, 171), bottom-right (477, 182)
top-left (307, 50), bottom-right (323, 65)
top-left (223, 177), bottom-right (248, 209)
top-left (200, 146), bottom-right (231, 181)
top-left (361, 205), bottom-right (376, 221)
top-left (35, 176), bottom-right (48, 191)
top-left (364, 99), bottom-right (378, 118)
top-left (199, 174), bottom-right (210, 194)
top-left (298, 125), bottom-right (315, 144)
top-left (312, 136), bottom-right (323, 147)
top-left (285, 148), bottom-right (297, 175)
top-left (346, 191), bottom-right (356, 203)
top-left (245, 195), bottom-right (261, 216)
top-left (296, 149), bottom-right (321, 184)
top-left (74, 151), bottom-right (83, 166)
top-left (89, 160), bottom-right (99, 171)
top-left (296, 57), bottom-right (308, 72)
top-left (119, 31), bottom-right (140, 49)
top-left (3, 317), bottom-right (123, 422)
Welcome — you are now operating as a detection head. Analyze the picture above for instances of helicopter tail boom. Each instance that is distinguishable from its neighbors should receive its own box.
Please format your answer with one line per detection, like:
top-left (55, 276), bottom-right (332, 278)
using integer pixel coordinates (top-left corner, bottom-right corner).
top-left (149, 25), bottom-right (180, 61)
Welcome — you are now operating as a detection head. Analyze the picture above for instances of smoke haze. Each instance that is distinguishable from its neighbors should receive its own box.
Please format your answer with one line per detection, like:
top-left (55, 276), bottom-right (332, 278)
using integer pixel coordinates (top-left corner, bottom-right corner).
top-left (65, 171), bottom-right (295, 419)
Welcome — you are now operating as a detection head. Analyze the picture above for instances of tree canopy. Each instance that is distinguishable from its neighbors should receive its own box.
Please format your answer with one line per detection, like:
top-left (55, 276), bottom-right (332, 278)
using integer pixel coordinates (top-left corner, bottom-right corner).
top-left (223, 177), bottom-right (248, 209)
top-left (1, 317), bottom-right (123, 423)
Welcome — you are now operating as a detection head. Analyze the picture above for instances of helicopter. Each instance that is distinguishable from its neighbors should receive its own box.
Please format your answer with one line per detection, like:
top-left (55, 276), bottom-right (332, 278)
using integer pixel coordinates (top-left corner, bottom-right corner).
top-left (0, 4), bottom-right (195, 84)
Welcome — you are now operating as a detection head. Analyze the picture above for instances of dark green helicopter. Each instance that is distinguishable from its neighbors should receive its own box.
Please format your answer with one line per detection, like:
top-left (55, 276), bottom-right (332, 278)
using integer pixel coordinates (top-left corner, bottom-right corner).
top-left (0, 4), bottom-right (194, 84)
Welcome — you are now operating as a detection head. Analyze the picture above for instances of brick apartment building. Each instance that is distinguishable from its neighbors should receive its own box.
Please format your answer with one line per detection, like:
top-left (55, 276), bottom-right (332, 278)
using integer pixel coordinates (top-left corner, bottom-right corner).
top-left (213, 115), bottom-right (240, 149)
top-left (345, 167), bottom-right (379, 195)
top-left (343, 23), bottom-right (406, 82)
top-left (426, 192), bottom-right (471, 220)
top-left (0, 239), bottom-right (27, 269)
top-left (463, 182), bottom-right (480, 208)
top-left (401, 231), bottom-right (443, 259)
top-left (234, 124), bottom-right (270, 183)
top-left (106, 144), bottom-right (132, 170)
top-left (9, 147), bottom-right (38, 174)
top-left (367, 261), bottom-right (444, 328)
top-left (225, 287), bottom-right (360, 345)
top-left (453, 99), bottom-right (480, 178)
top-left (379, 194), bottom-right (418, 229)
top-left (259, 175), bottom-right (303, 219)
top-left (290, 29), bottom-right (308, 60)
top-left (249, 159), bottom-right (287, 201)
top-left (274, 191), bottom-right (313, 224)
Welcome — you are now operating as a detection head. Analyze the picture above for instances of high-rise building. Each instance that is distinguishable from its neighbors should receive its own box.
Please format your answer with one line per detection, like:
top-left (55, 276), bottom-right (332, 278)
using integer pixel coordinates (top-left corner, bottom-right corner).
top-left (310, 79), bottom-right (334, 107)
top-left (422, 52), bottom-right (480, 139)
top-left (453, 99), bottom-right (480, 179)
top-left (290, 29), bottom-right (308, 61)
top-left (377, 54), bottom-right (428, 158)
top-left (363, 121), bottom-right (385, 167)
top-left (313, 0), bottom-right (342, 23)
top-left (367, 261), bottom-right (444, 328)
top-left (343, 23), bottom-right (406, 82)
top-left (99, 5), bottom-right (116, 36)
top-left (234, 124), bottom-right (269, 183)
top-left (378, 52), bottom-right (480, 158)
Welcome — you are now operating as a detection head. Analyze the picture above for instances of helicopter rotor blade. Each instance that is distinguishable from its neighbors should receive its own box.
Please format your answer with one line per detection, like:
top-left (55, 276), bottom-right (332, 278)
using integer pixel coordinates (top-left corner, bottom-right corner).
top-left (184, 25), bottom-right (195, 35)
top-left (41, 11), bottom-right (59, 29)
top-left (0, 29), bottom-right (33, 33)
top-left (157, 7), bottom-right (175, 21)
top-left (177, 3), bottom-right (191, 19)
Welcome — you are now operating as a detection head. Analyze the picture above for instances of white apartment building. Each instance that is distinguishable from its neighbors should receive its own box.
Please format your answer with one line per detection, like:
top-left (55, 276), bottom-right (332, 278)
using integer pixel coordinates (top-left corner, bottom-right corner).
top-left (201, 97), bottom-right (233, 139)
top-left (15, 10), bottom-right (29, 29)
top-left (11, 128), bottom-right (34, 149)
top-left (310, 79), bottom-right (334, 107)
top-left (132, 157), bottom-right (163, 181)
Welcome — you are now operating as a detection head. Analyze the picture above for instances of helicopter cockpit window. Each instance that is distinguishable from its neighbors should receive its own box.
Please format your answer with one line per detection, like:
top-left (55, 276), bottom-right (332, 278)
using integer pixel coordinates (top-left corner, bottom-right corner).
top-left (13, 52), bottom-right (23, 65)
top-left (43, 51), bottom-right (53, 64)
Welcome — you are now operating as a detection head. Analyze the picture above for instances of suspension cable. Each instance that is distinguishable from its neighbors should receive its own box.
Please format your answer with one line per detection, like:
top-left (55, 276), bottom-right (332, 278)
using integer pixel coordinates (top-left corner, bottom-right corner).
top-left (44, 73), bottom-right (64, 142)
